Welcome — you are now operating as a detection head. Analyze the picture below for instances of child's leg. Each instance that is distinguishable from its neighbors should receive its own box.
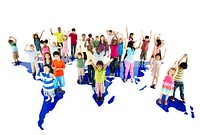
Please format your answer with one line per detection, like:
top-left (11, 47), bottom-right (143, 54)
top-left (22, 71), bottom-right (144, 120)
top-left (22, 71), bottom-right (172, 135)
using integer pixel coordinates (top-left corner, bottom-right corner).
top-left (31, 62), bottom-right (35, 74)
top-left (155, 77), bottom-right (158, 88)
top-left (59, 76), bottom-right (65, 93)
top-left (99, 82), bottom-right (105, 101)
top-left (158, 93), bottom-right (163, 104)
top-left (129, 63), bottom-right (134, 83)
top-left (124, 61), bottom-right (131, 81)
top-left (95, 83), bottom-right (100, 101)
top-left (164, 94), bottom-right (169, 105)
top-left (151, 76), bottom-right (156, 86)
top-left (48, 90), bottom-right (56, 103)
top-left (44, 90), bottom-right (51, 102)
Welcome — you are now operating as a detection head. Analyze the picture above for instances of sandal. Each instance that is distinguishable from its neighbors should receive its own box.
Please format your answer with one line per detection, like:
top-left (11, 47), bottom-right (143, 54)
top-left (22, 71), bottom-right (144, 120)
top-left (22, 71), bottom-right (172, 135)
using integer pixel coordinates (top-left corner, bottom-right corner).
top-left (164, 100), bottom-right (167, 105)
top-left (158, 99), bottom-right (162, 104)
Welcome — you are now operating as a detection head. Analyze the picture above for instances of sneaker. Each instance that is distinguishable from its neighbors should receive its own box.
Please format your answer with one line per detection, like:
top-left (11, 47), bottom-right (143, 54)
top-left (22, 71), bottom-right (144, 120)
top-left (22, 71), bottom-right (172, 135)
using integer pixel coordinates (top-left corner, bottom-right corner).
top-left (181, 98), bottom-right (185, 103)
top-left (142, 61), bottom-right (145, 65)
top-left (45, 97), bottom-right (50, 102)
top-left (123, 78), bottom-right (127, 82)
top-left (59, 88), bottom-right (63, 93)
top-left (171, 96), bottom-right (175, 101)
top-left (100, 97), bottom-right (104, 101)
top-left (164, 100), bottom-right (168, 105)
top-left (140, 61), bottom-right (142, 65)
top-left (77, 79), bottom-right (80, 84)
top-left (51, 98), bottom-right (54, 103)
top-left (96, 96), bottom-right (100, 101)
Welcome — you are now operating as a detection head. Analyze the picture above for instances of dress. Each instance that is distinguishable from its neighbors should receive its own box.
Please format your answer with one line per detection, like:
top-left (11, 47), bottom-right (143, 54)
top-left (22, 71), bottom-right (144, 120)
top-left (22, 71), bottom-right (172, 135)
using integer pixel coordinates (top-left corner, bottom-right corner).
top-left (151, 60), bottom-right (162, 77)
top-left (161, 75), bottom-right (174, 96)
top-left (62, 40), bottom-right (69, 54)
top-left (42, 46), bottom-right (50, 61)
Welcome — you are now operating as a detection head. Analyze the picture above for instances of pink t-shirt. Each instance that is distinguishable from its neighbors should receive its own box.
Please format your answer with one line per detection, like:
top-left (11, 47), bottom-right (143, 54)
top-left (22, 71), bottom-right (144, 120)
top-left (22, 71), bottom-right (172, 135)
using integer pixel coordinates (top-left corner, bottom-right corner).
top-left (110, 44), bottom-right (118, 58)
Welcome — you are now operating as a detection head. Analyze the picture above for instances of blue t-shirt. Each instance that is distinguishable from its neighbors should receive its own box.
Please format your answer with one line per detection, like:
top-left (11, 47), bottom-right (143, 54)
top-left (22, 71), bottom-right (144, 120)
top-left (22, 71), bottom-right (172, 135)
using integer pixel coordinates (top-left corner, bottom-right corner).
top-left (26, 50), bottom-right (39, 62)
top-left (125, 47), bottom-right (135, 63)
top-left (118, 42), bottom-right (123, 55)
top-left (10, 43), bottom-right (18, 52)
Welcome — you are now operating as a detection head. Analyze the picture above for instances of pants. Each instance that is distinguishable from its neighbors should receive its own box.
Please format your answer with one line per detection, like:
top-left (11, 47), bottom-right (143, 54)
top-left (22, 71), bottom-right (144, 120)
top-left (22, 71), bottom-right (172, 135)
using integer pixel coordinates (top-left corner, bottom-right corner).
top-left (118, 55), bottom-right (122, 65)
top-left (71, 44), bottom-right (77, 58)
top-left (173, 81), bottom-right (184, 99)
top-left (110, 57), bottom-right (118, 74)
top-left (31, 61), bottom-right (39, 73)
top-left (124, 61), bottom-right (134, 79)
top-left (88, 65), bottom-right (95, 87)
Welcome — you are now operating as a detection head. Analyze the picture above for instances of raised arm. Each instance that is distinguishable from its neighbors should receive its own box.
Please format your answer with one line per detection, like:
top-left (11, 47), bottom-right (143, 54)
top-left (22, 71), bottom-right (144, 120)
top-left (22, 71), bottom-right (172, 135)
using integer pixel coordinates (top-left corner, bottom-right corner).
top-left (141, 30), bottom-right (144, 39)
top-left (126, 27), bottom-right (129, 39)
top-left (149, 30), bottom-right (152, 40)
top-left (161, 48), bottom-right (167, 60)
top-left (135, 38), bottom-right (142, 49)
top-left (9, 36), bottom-right (17, 43)
top-left (50, 28), bottom-right (53, 35)
top-left (104, 58), bottom-right (114, 70)
top-left (178, 54), bottom-right (188, 65)
top-left (39, 30), bottom-right (45, 39)
top-left (24, 44), bottom-right (28, 51)
top-left (90, 60), bottom-right (97, 69)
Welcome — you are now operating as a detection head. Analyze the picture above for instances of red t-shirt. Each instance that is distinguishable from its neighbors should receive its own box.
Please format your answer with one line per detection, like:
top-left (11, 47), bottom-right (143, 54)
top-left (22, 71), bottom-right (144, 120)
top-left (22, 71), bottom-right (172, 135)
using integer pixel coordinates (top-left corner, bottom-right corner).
top-left (141, 40), bottom-right (150, 51)
top-left (52, 59), bottom-right (65, 77)
top-left (69, 33), bottom-right (77, 45)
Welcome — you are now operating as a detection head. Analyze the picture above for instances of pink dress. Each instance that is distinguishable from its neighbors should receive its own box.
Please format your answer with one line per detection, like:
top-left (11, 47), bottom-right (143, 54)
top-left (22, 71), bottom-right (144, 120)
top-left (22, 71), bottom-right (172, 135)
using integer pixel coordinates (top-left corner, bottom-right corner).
top-left (42, 46), bottom-right (50, 61)
top-left (62, 40), bottom-right (69, 54)
top-left (161, 75), bottom-right (174, 96)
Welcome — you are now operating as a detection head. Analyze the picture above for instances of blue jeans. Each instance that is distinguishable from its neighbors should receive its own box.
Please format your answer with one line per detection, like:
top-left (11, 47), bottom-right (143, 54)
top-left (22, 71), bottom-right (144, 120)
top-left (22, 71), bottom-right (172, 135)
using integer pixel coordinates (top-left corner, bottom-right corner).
top-left (173, 81), bottom-right (184, 99)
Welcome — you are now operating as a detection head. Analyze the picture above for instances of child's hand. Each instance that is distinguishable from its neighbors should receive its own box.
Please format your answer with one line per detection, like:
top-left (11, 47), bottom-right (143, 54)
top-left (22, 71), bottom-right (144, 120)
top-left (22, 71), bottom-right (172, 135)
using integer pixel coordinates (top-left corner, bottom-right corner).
top-left (184, 54), bottom-right (187, 57)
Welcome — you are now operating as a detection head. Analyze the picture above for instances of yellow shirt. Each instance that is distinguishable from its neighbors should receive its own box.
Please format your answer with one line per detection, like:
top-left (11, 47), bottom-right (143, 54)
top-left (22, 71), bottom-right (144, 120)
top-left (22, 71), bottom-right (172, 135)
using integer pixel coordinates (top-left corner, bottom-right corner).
top-left (53, 32), bottom-right (64, 43)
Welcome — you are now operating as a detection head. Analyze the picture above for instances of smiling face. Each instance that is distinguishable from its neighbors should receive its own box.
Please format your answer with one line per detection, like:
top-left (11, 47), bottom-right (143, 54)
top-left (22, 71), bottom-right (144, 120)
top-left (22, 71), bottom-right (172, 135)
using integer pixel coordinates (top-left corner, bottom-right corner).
top-left (97, 64), bottom-right (103, 70)
top-left (43, 66), bottom-right (50, 74)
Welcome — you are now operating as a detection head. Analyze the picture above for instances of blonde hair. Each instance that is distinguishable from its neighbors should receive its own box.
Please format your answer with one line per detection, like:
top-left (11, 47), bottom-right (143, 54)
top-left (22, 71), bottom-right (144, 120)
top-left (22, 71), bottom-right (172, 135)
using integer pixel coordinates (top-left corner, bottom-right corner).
top-left (168, 67), bottom-right (177, 76)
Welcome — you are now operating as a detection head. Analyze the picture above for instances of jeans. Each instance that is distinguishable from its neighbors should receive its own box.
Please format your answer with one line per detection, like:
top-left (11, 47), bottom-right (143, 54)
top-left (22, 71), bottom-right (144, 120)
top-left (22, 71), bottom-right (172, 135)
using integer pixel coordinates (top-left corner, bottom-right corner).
top-left (88, 65), bottom-right (95, 87)
top-left (110, 58), bottom-right (118, 74)
top-left (71, 44), bottom-right (77, 58)
top-left (173, 81), bottom-right (184, 99)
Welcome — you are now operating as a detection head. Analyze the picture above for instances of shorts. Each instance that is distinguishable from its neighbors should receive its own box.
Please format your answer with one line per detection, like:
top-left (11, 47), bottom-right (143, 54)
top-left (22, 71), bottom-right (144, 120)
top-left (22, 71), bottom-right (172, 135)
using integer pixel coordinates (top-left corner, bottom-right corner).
top-left (43, 88), bottom-right (55, 97)
top-left (95, 82), bottom-right (105, 94)
top-left (78, 68), bottom-right (85, 76)
top-left (140, 50), bottom-right (147, 60)
top-left (13, 51), bottom-right (19, 59)
top-left (54, 76), bottom-right (65, 89)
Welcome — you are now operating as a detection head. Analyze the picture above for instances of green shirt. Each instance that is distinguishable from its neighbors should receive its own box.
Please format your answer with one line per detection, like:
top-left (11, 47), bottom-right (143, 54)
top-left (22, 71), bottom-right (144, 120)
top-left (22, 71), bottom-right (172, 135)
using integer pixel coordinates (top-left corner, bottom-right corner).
top-left (95, 68), bottom-right (106, 83)
top-left (93, 40), bottom-right (99, 48)
top-left (76, 58), bottom-right (84, 68)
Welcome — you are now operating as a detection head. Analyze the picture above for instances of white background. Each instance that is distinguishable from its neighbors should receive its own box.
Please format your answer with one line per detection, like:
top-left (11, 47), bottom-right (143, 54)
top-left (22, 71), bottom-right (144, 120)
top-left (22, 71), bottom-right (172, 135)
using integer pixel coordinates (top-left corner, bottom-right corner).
top-left (0, 0), bottom-right (200, 135)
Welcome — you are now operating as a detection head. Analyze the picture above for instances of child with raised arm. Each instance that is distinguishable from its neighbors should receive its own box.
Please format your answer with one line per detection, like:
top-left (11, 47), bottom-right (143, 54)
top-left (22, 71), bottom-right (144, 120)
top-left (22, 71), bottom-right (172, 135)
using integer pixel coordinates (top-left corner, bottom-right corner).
top-left (62, 35), bottom-right (70, 63)
top-left (36, 64), bottom-right (56, 103)
top-left (91, 58), bottom-right (114, 101)
top-left (158, 61), bottom-right (178, 105)
top-left (24, 44), bottom-right (40, 75)
top-left (124, 39), bottom-right (141, 83)
top-left (117, 33), bottom-right (125, 67)
top-left (150, 48), bottom-right (167, 89)
top-left (49, 38), bottom-right (62, 57)
top-left (52, 51), bottom-right (66, 94)
top-left (8, 36), bottom-right (20, 65)
top-left (140, 30), bottom-right (152, 65)
top-left (41, 39), bottom-right (51, 61)
top-left (171, 54), bottom-right (188, 102)
top-left (75, 51), bottom-right (85, 83)
top-left (33, 30), bottom-right (44, 53)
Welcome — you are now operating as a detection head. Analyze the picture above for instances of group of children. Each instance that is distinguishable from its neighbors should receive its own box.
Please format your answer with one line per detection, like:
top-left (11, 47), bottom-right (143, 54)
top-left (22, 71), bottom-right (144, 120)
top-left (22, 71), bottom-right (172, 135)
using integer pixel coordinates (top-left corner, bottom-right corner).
top-left (8, 26), bottom-right (188, 104)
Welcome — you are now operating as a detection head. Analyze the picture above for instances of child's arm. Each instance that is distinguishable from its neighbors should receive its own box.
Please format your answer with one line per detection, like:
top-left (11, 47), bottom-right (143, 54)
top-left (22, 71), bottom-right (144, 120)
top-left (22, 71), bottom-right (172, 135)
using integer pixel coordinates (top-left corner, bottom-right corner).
top-left (39, 30), bottom-right (45, 39)
top-left (104, 58), bottom-right (114, 70)
top-left (126, 27), bottom-right (129, 39)
top-left (135, 38), bottom-right (142, 49)
top-left (50, 73), bottom-right (56, 80)
top-left (178, 54), bottom-right (187, 65)
top-left (149, 30), bottom-right (152, 40)
top-left (50, 28), bottom-right (53, 35)
top-left (10, 36), bottom-right (17, 43)
top-left (48, 38), bottom-right (52, 47)
top-left (90, 60), bottom-right (96, 69)
top-left (141, 30), bottom-right (144, 39)
top-left (161, 48), bottom-right (167, 61)
top-left (24, 44), bottom-right (28, 51)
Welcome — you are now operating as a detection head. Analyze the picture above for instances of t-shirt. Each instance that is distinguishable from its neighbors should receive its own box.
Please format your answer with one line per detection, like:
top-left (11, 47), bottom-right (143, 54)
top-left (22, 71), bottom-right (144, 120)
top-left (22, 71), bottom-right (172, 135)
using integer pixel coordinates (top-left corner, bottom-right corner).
top-left (110, 44), bottom-right (118, 58)
top-left (52, 59), bottom-right (65, 77)
top-left (86, 51), bottom-right (94, 65)
top-left (93, 40), bottom-right (99, 48)
top-left (174, 66), bottom-right (184, 82)
top-left (10, 43), bottom-right (18, 52)
top-left (125, 47), bottom-right (135, 63)
top-left (141, 40), bottom-right (150, 51)
top-left (93, 52), bottom-right (104, 64)
top-left (79, 40), bottom-right (87, 52)
top-left (53, 32), bottom-right (64, 43)
top-left (107, 34), bottom-right (114, 45)
top-left (26, 50), bottom-right (39, 62)
top-left (36, 72), bottom-right (54, 91)
top-left (76, 58), bottom-right (84, 68)
top-left (95, 68), bottom-right (106, 83)
top-left (69, 33), bottom-right (77, 45)
top-left (118, 42), bottom-right (123, 55)
top-left (98, 42), bottom-right (106, 52)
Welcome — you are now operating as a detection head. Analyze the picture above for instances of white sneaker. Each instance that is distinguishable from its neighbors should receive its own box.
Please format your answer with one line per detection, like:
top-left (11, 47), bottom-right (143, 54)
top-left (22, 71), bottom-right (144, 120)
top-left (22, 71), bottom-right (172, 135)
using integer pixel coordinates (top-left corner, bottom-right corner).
top-left (51, 98), bottom-right (54, 103)
top-left (45, 97), bottom-right (50, 102)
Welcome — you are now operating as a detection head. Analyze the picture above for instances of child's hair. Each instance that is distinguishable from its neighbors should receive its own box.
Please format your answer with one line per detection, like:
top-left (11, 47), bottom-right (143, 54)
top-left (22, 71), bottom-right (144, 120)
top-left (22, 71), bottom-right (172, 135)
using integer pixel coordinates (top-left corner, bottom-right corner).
top-left (156, 39), bottom-right (162, 46)
top-left (82, 34), bottom-right (86, 37)
top-left (29, 44), bottom-right (34, 48)
top-left (41, 39), bottom-right (48, 44)
top-left (127, 40), bottom-right (135, 50)
top-left (72, 28), bottom-right (76, 32)
top-left (95, 35), bottom-right (99, 38)
top-left (77, 52), bottom-right (82, 56)
top-left (88, 34), bottom-right (92, 38)
top-left (33, 34), bottom-right (39, 39)
top-left (44, 52), bottom-right (52, 61)
top-left (8, 39), bottom-right (13, 44)
top-left (155, 53), bottom-right (162, 60)
top-left (145, 36), bottom-right (149, 39)
top-left (96, 60), bottom-right (104, 66)
top-left (87, 45), bottom-right (94, 54)
top-left (43, 64), bottom-right (50, 69)
top-left (108, 30), bottom-right (112, 33)
top-left (179, 62), bottom-right (188, 69)
top-left (53, 51), bottom-right (60, 56)
top-left (168, 67), bottom-right (177, 76)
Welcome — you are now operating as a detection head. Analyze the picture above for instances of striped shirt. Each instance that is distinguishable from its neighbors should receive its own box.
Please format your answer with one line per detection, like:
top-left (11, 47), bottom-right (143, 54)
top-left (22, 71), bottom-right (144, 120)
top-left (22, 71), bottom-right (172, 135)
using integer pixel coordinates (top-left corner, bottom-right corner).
top-left (36, 72), bottom-right (54, 90)
top-left (174, 66), bottom-right (184, 82)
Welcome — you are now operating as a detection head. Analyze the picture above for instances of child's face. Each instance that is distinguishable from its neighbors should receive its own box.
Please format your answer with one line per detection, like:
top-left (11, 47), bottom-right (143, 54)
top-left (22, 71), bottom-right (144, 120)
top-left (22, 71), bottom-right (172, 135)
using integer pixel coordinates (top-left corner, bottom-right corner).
top-left (95, 37), bottom-right (99, 40)
top-left (45, 53), bottom-right (50, 59)
top-left (52, 42), bottom-right (56, 46)
top-left (119, 38), bottom-right (123, 42)
top-left (155, 55), bottom-right (160, 60)
top-left (43, 66), bottom-right (50, 73)
top-left (34, 35), bottom-right (38, 39)
top-left (97, 64), bottom-right (103, 70)
top-left (77, 55), bottom-right (82, 59)
top-left (169, 69), bottom-right (175, 76)
top-left (29, 46), bottom-right (34, 50)
top-left (100, 36), bottom-right (104, 40)
top-left (113, 40), bottom-right (117, 45)
top-left (54, 55), bottom-right (60, 59)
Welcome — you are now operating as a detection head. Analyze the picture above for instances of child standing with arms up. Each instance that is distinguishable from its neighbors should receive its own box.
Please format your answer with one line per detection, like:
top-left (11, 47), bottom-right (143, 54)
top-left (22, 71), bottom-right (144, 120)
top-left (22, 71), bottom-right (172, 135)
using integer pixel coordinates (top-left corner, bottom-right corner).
top-left (36, 64), bottom-right (56, 103)
top-left (124, 39), bottom-right (141, 83)
top-left (91, 58), bottom-right (114, 101)
top-left (75, 51), bottom-right (85, 83)
top-left (150, 48), bottom-right (167, 89)
top-left (62, 35), bottom-right (70, 62)
top-left (158, 61), bottom-right (178, 105)
top-left (52, 51), bottom-right (66, 94)
top-left (171, 54), bottom-right (188, 102)
top-left (8, 36), bottom-right (20, 65)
